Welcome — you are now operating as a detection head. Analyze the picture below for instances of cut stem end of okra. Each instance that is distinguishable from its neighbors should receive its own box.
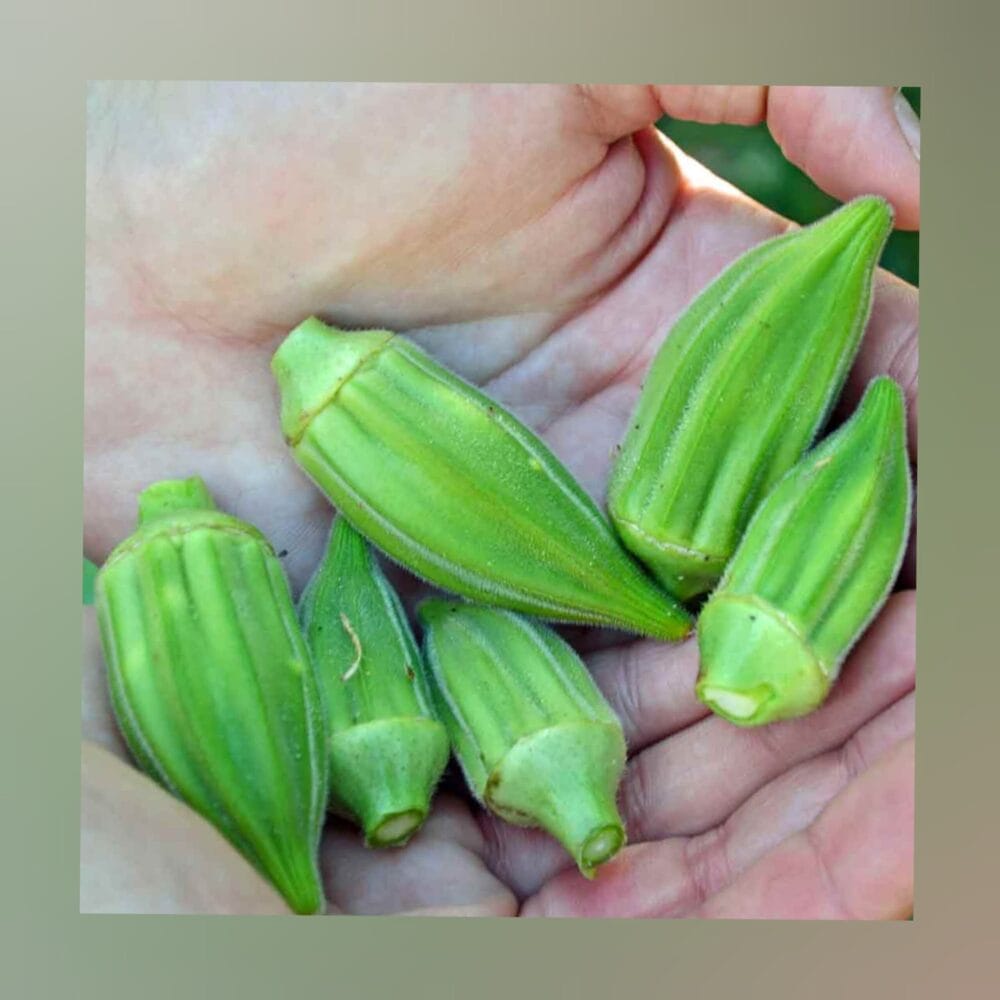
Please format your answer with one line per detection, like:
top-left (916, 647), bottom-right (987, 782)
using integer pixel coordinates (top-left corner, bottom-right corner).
top-left (486, 722), bottom-right (627, 879)
top-left (580, 825), bottom-right (627, 874)
top-left (368, 810), bottom-right (427, 848)
top-left (327, 718), bottom-right (450, 848)
top-left (696, 595), bottom-right (828, 727)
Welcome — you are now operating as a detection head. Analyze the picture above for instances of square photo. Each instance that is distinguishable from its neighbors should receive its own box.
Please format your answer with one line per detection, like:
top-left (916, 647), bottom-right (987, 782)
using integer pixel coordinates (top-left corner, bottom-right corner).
top-left (82, 83), bottom-right (918, 917)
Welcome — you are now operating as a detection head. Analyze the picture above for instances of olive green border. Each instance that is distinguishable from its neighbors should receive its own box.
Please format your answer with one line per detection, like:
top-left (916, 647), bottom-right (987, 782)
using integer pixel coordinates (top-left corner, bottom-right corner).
top-left (3, 1), bottom-right (996, 998)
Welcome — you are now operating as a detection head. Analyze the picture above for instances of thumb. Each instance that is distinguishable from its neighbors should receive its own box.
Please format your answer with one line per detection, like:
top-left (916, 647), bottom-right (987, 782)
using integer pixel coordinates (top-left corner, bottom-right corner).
top-left (579, 85), bottom-right (920, 230)
top-left (765, 86), bottom-right (920, 229)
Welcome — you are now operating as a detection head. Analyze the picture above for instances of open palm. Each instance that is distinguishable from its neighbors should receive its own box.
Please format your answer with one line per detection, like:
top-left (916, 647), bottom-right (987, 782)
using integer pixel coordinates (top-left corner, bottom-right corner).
top-left (83, 83), bottom-right (917, 916)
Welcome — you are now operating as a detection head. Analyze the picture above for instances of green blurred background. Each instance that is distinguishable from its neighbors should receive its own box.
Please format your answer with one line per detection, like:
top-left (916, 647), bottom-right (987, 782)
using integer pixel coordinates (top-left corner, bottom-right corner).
top-left (82, 88), bottom-right (919, 604)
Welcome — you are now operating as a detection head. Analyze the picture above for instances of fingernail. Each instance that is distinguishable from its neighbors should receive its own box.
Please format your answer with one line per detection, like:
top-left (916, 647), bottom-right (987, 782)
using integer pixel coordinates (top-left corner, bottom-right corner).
top-left (893, 89), bottom-right (921, 161)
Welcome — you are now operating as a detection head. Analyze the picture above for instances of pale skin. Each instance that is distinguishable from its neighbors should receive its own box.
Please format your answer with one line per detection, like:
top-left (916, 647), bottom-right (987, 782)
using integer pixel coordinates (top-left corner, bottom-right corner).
top-left (84, 83), bottom-right (918, 917)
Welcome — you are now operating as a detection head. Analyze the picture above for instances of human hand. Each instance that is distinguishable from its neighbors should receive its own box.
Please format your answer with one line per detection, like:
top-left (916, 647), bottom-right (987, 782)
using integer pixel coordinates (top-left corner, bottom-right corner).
top-left (83, 83), bottom-right (917, 916)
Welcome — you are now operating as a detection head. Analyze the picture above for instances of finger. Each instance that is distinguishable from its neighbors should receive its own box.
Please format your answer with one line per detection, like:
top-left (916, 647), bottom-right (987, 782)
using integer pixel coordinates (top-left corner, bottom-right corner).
top-left (520, 692), bottom-right (912, 917)
top-left (622, 591), bottom-right (915, 841)
top-left (654, 86), bottom-right (767, 125)
top-left (575, 85), bottom-right (766, 137)
top-left (697, 737), bottom-right (914, 918)
top-left (82, 606), bottom-right (130, 761)
top-left (578, 85), bottom-right (918, 229)
top-left (480, 675), bottom-right (913, 909)
top-left (711, 692), bottom-right (914, 880)
top-left (476, 809), bottom-right (580, 902)
top-left (767, 87), bottom-right (920, 230)
top-left (587, 635), bottom-right (705, 752)
top-left (81, 741), bottom-right (292, 914)
top-left (319, 795), bottom-right (517, 916)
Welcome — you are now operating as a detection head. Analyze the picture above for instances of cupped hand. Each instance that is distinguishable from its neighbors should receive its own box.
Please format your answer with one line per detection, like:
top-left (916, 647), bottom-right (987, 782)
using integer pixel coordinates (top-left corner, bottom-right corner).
top-left (83, 83), bottom-right (917, 917)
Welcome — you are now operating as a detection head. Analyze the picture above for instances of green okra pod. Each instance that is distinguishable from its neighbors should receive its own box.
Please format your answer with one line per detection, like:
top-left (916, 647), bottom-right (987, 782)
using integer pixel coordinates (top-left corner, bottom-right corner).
top-left (299, 516), bottom-right (450, 847)
top-left (608, 196), bottom-right (895, 601)
top-left (95, 477), bottom-right (328, 914)
top-left (696, 377), bottom-right (912, 726)
top-left (419, 600), bottom-right (627, 878)
top-left (271, 317), bottom-right (692, 642)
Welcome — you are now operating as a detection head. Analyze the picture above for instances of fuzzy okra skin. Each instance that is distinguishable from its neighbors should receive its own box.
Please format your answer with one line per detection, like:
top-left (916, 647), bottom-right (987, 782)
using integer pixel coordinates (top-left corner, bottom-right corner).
top-left (298, 516), bottom-right (450, 847)
top-left (271, 317), bottom-right (692, 642)
top-left (419, 600), bottom-right (627, 877)
top-left (608, 196), bottom-right (894, 602)
top-left (95, 477), bottom-right (328, 914)
top-left (696, 377), bottom-right (912, 726)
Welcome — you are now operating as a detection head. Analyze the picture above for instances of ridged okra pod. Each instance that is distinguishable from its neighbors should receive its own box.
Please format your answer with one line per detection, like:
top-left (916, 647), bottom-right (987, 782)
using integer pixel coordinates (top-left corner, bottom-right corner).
top-left (95, 477), bottom-right (328, 914)
top-left (271, 317), bottom-right (691, 642)
top-left (299, 517), bottom-right (450, 846)
top-left (608, 196), bottom-right (894, 601)
top-left (419, 600), bottom-right (627, 877)
top-left (696, 377), bottom-right (912, 726)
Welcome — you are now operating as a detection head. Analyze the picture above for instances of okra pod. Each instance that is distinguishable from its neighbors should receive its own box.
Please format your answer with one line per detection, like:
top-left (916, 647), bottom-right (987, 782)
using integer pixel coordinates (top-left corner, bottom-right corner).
top-left (608, 197), bottom-right (894, 600)
top-left (95, 477), bottom-right (328, 914)
top-left (299, 517), bottom-right (450, 846)
top-left (271, 318), bottom-right (692, 641)
top-left (696, 377), bottom-right (912, 725)
top-left (420, 600), bottom-right (627, 877)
